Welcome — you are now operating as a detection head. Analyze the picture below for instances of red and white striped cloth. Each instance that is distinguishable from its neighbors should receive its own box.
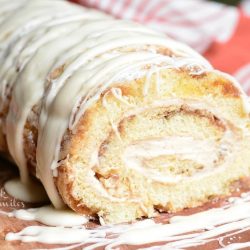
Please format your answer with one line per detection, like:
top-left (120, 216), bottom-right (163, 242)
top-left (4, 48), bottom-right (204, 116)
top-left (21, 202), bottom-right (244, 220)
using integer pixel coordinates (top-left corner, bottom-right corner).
top-left (71, 0), bottom-right (250, 95)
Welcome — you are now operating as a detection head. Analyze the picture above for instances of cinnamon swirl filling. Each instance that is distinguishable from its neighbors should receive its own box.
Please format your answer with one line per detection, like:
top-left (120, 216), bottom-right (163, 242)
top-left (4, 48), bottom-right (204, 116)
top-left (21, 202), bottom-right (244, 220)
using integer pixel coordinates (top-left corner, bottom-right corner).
top-left (93, 104), bottom-right (239, 202)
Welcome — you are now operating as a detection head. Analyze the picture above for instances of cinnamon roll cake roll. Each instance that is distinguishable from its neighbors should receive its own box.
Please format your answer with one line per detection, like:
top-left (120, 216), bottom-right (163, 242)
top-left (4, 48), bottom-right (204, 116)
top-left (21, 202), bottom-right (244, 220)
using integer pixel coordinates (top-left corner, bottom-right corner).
top-left (0, 0), bottom-right (250, 223)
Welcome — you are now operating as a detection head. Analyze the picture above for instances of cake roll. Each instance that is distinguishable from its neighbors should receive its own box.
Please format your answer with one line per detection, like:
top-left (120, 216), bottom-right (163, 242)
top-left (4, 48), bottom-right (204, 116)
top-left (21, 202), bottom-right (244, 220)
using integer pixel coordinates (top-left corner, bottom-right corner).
top-left (0, 0), bottom-right (250, 223)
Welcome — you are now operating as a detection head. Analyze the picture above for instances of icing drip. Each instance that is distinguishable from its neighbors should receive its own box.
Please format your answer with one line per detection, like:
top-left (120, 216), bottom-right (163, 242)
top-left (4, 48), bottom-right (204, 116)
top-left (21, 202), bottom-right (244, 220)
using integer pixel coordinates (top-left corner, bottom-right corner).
top-left (4, 178), bottom-right (48, 203)
top-left (2, 192), bottom-right (250, 249)
top-left (2, 3), bottom-right (107, 186)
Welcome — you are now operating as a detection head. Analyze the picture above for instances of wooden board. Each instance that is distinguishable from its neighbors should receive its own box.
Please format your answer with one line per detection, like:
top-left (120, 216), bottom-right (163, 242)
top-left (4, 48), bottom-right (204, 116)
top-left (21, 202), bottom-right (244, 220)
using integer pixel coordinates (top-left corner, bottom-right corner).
top-left (0, 159), bottom-right (250, 250)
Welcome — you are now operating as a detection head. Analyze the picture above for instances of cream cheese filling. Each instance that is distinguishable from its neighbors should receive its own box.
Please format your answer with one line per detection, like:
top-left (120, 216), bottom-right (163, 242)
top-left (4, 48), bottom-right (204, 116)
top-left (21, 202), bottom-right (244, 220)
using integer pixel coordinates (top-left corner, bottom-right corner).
top-left (122, 134), bottom-right (233, 183)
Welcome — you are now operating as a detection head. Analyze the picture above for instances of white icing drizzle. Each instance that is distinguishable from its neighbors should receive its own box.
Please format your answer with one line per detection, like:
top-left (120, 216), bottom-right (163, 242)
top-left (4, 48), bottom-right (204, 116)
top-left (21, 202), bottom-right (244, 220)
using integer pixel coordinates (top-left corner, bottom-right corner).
top-left (0, 0), bottom-right (249, 215)
top-left (5, 19), bottom-right (109, 184)
top-left (2, 192), bottom-right (250, 249)
top-left (5, 226), bottom-right (94, 245)
top-left (218, 242), bottom-right (250, 250)
top-left (1, 3), bottom-right (107, 185)
top-left (8, 205), bottom-right (89, 226)
top-left (0, 1), bottom-right (27, 26)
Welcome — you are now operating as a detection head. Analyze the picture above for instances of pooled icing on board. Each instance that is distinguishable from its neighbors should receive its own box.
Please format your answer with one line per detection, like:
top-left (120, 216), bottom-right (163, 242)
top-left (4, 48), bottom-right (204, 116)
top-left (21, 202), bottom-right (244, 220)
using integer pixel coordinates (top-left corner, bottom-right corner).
top-left (1, 191), bottom-right (250, 249)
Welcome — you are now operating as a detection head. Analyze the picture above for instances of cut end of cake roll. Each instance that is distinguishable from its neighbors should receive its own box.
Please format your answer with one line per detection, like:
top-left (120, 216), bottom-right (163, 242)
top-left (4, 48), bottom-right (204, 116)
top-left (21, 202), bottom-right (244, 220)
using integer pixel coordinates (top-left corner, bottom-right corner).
top-left (55, 68), bottom-right (250, 223)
